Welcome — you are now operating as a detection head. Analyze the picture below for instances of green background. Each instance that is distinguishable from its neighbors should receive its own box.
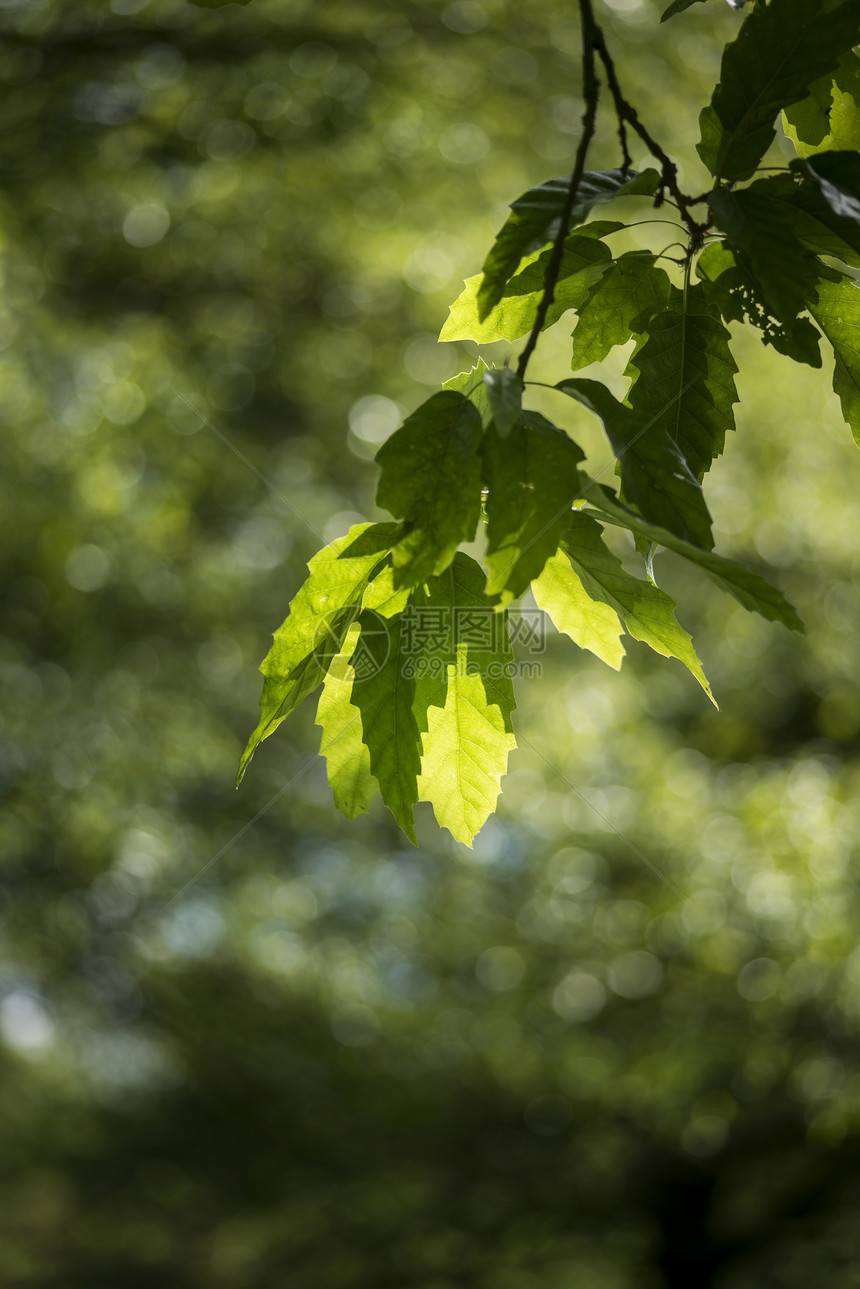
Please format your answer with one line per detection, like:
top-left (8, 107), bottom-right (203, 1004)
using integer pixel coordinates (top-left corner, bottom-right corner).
top-left (4, 0), bottom-right (860, 1284)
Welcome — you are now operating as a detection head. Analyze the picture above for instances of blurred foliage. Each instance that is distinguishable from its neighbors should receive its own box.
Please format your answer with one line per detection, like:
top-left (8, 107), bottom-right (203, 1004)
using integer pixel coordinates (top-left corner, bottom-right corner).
top-left (3, 0), bottom-right (860, 1285)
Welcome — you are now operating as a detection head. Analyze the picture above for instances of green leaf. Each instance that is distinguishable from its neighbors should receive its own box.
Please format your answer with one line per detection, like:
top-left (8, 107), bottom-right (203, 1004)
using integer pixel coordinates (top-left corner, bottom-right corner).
top-left (765, 169), bottom-right (860, 267)
top-left (708, 186), bottom-right (818, 326)
top-left (440, 230), bottom-right (614, 345)
top-left (238, 523), bottom-right (398, 782)
top-left (623, 297), bottom-right (739, 481)
top-left (580, 481), bottom-right (804, 632)
top-left (661, 0), bottom-right (711, 19)
top-left (443, 361), bottom-right (493, 425)
top-left (556, 377), bottom-right (714, 549)
top-left (477, 170), bottom-right (659, 320)
top-left (531, 546), bottom-right (625, 670)
top-left (804, 151), bottom-right (860, 224)
top-left (696, 240), bottom-right (822, 368)
top-left (571, 252), bottom-right (672, 371)
top-left (350, 610), bottom-right (421, 843)
top-left (481, 411), bottom-right (585, 604)
top-left (484, 367), bottom-right (523, 438)
top-left (413, 555), bottom-right (517, 847)
top-left (697, 0), bottom-right (860, 182)
top-left (375, 391), bottom-right (484, 586)
top-left (806, 272), bottom-right (860, 445)
top-left (560, 512), bottom-right (715, 703)
top-left (783, 51), bottom-right (860, 156)
top-left (316, 622), bottom-right (378, 819)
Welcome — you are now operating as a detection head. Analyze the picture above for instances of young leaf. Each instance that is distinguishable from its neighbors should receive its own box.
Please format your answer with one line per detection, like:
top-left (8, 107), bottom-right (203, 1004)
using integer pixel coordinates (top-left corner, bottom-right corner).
top-left (440, 230), bottom-right (613, 344)
top-left (783, 51), bottom-right (860, 156)
top-left (484, 368), bottom-right (523, 438)
top-left (481, 411), bottom-right (585, 604)
top-left (580, 481), bottom-right (804, 632)
top-left (556, 377), bottom-right (714, 549)
top-left (477, 170), bottom-right (659, 320)
top-left (443, 361), bottom-right (493, 426)
top-left (238, 523), bottom-right (398, 782)
top-left (697, 0), bottom-right (860, 182)
top-left (561, 512), bottom-right (716, 703)
top-left (571, 252), bottom-right (672, 371)
top-left (532, 546), bottom-right (625, 670)
top-left (708, 186), bottom-right (818, 326)
top-left (375, 391), bottom-right (484, 586)
top-left (806, 273), bottom-right (860, 445)
top-left (349, 609), bottom-right (421, 844)
top-left (413, 554), bottom-right (517, 847)
top-left (316, 622), bottom-right (378, 819)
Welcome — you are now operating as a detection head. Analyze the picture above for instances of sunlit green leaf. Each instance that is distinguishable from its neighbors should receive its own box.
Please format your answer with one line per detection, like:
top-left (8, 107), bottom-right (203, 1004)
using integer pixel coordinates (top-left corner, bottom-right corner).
top-left (238, 523), bottom-right (398, 782)
top-left (477, 170), bottom-right (659, 319)
top-left (413, 555), bottom-right (517, 847)
top-left (316, 622), bottom-right (378, 819)
top-left (482, 411), bottom-right (585, 605)
top-left (376, 391), bottom-right (483, 586)
top-left (571, 252), bottom-right (672, 371)
top-left (443, 361), bottom-right (493, 425)
top-left (783, 51), bottom-right (860, 156)
top-left (807, 272), bottom-right (860, 445)
top-left (697, 0), bottom-right (860, 182)
top-left (532, 545), bottom-right (625, 670)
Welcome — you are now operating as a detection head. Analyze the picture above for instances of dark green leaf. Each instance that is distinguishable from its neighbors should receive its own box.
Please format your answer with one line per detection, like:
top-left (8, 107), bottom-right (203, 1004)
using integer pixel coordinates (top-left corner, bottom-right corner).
top-left (375, 391), bottom-right (484, 586)
top-left (443, 361), bottom-right (493, 425)
top-left (571, 252), bottom-right (672, 371)
top-left (477, 170), bottom-right (659, 320)
top-left (238, 523), bottom-right (398, 782)
top-left (661, 0), bottom-right (711, 19)
top-left (766, 169), bottom-right (860, 267)
top-left (440, 229), bottom-right (614, 344)
top-left (555, 378), bottom-right (714, 549)
top-left (696, 240), bottom-right (822, 367)
top-left (350, 610), bottom-right (421, 844)
top-left (708, 186), bottom-right (818, 325)
top-left (413, 555), bottom-right (517, 846)
top-left (804, 151), bottom-right (860, 224)
top-left (481, 411), bottom-right (585, 604)
top-left (806, 272), bottom-right (860, 445)
top-left (484, 368), bottom-right (523, 438)
top-left (697, 0), bottom-right (860, 182)
top-left (783, 51), bottom-right (860, 156)
top-left (581, 481), bottom-right (804, 632)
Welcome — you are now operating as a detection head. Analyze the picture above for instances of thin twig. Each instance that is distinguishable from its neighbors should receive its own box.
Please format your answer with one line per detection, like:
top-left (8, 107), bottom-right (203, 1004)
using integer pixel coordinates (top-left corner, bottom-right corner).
top-left (516, 2), bottom-right (600, 381)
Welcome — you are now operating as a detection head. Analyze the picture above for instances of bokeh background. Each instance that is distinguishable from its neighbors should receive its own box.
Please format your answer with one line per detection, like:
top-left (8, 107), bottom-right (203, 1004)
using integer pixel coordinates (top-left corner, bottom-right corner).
top-left (4, 0), bottom-right (860, 1284)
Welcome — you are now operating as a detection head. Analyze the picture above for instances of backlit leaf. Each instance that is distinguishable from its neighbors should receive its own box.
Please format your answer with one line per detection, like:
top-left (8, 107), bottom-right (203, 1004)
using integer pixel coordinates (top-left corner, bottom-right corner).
top-left (806, 272), bottom-right (860, 445)
top-left (571, 252), bottom-right (672, 371)
top-left (783, 51), bottom-right (860, 156)
top-left (484, 367), bottom-right (523, 438)
top-left (316, 622), bottom-right (378, 819)
top-left (532, 545), bottom-right (625, 670)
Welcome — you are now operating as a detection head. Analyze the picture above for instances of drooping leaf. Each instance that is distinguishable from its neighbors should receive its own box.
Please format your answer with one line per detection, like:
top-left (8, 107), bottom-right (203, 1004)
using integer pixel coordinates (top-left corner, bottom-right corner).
top-left (375, 391), bottom-right (484, 586)
top-left (412, 554), bottom-right (517, 847)
top-left (238, 523), bottom-right (398, 782)
top-left (783, 51), bottom-right (860, 156)
top-left (803, 151), bottom-right (860, 224)
top-left (481, 411), bottom-right (585, 604)
top-left (440, 230), bottom-right (614, 344)
top-left (580, 480), bottom-right (804, 632)
top-left (766, 169), bottom-right (860, 267)
top-left (477, 170), bottom-right (660, 320)
top-left (316, 622), bottom-right (378, 819)
top-left (349, 609), bottom-right (421, 843)
top-left (556, 377), bottom-right (714, 549)
top-left (443, 361), bottom-right (493, 425)
top-left (560, 512), bottom-right (715, 702)
top-left (696, 239), bottom-right (823, 368)
top-left (697, 0), bottom-right (860, 182)
top-left (531, 546), bottom-right (625, 670)
top-left (708, 186), bottom-right (818, 326)
top-left (484, 367), bottom-right (523, 438)
top-left (571, 252), bottom-right (672, 371)
top-left (806, 272), bottom-right (860, 445)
